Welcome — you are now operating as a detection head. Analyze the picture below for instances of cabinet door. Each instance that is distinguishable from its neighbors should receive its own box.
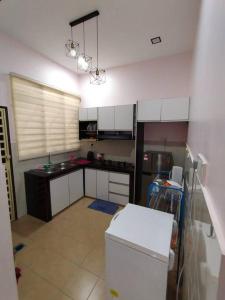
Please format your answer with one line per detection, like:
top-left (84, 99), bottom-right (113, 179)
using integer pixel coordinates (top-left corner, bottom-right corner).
top-left (97, 170), bottom-right (109, 200)
top-left (85, 168), bottom-right (97, 198)
top-left (161, 97), bottom-right (189, 121)
top-left (87, 107), bottom-right (98, 120)
top-left (50, 175), bottom-right (69, 216)
top-left (79, 108), bottom-right (88, 121)
top-left (115, 105), bottom-right (133, 130)
top-left (68, 169), bottom-right (84, 204)
top-left (137, 100), bottom-right (161, 121)
top-left (98, 106), bottom-right (115, 130)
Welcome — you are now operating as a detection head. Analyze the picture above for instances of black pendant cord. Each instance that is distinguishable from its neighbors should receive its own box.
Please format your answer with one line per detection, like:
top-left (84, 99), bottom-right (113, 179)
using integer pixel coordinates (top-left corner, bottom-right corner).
top-left (96, 16), bottom-right (99, 70)
top-left (83, 22), bottom-right (86, 55)
top-left (70, 26), bottom-right (73, 41)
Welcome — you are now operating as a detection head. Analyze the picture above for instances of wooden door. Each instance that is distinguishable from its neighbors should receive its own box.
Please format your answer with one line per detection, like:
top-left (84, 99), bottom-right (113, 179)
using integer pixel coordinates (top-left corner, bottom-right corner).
top-left (0, 107), bottom-right (16, 221)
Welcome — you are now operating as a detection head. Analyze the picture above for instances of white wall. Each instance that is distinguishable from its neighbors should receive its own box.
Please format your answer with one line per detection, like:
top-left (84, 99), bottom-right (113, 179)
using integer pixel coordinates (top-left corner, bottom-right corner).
top-left (0, 30), bottom-right (80, 142)
top-left (0, 157), bottom-right (18, 300)
top-left (79, 52), bottom-right (192, 107)
top-left (0, 30), bottom-right (80, 217)
top-left (188, 0), bottom-right (225, 255)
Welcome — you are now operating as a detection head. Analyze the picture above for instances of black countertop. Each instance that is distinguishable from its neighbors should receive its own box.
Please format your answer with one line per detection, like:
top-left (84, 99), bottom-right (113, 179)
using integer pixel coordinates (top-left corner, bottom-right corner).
top-left (25, 158), bottom-right (134, 180)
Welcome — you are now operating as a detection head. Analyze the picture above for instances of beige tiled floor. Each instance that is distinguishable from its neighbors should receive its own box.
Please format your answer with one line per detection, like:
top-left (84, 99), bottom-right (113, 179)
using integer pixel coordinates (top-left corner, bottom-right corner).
top-left (12, 197), bottom-right (177, 300)
top-left (12, 197), bottom-right (111, 300)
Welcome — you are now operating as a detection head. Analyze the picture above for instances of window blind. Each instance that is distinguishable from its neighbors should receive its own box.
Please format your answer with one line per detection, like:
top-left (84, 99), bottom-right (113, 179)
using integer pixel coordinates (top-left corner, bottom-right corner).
top-left (11, 76), bottom-right (80, 160)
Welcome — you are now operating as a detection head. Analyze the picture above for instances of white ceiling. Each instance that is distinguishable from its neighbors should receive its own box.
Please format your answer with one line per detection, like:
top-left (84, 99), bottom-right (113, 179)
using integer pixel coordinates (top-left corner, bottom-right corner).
top-left (0, 0), bottom-right (200, 72)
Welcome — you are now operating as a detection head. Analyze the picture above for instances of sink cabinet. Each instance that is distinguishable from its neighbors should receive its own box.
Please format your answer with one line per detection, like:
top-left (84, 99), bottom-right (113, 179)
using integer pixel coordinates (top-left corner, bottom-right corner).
top-left (25, 168), bottom-right (84, 221)
top-left (25, 163), bottom-right (134, 222)
top-left (68, 169), bottom-right (84, 204)
top-left (50, 175), bottom-right (69, 216)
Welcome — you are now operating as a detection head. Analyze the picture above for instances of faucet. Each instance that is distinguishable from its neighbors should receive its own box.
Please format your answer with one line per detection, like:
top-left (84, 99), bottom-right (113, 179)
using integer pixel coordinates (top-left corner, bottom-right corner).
top-left (48, 152), bottom-right (52, 166)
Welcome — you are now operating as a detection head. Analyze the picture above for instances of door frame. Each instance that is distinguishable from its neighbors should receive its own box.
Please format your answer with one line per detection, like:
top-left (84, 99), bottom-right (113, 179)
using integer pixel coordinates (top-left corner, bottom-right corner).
top-left (0, 105), bottom-right (17, 220)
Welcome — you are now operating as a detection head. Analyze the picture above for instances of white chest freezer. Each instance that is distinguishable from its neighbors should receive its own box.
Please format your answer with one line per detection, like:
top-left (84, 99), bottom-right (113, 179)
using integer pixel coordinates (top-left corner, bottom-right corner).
top-left (105, 204), bottom-right (174, 300)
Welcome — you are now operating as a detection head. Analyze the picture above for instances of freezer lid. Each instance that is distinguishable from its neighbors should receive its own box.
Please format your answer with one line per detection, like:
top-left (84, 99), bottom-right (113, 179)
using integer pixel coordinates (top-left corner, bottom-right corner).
top-left (105, 204), bottom-right (174, 263)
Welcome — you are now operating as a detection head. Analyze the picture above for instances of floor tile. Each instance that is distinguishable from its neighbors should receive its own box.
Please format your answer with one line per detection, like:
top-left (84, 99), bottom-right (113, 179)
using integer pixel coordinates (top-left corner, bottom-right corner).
top-left (52, 291), bottom-right (73, 300)
top-left (54, 235), bottom-right (93, 265)
top-left (11, 232), bottom-right (32, 248)
top-left (17, 265), bottom-right (59, 300)
top-left (88, 280), bottom-right (105, 300)
top-left (12, 197), bottom-right (115, 299)
top-left (11, 215), bottom-right (45, 238)
top-left (28, 248), bottom-right (77, 289)
top-left (82, 246), bottom-right (105, 278)
top-left (62, 266), bottom-right (98, 300)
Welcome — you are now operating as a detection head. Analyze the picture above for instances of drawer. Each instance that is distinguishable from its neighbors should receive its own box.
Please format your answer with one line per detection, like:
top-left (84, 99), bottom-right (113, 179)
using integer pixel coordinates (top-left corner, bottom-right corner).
top-left (109, 193), bottom-right (129, 206)
top-left (109, 172), bottom-right (129, 185)
top-left (109, 182), bottom-right (129, 196)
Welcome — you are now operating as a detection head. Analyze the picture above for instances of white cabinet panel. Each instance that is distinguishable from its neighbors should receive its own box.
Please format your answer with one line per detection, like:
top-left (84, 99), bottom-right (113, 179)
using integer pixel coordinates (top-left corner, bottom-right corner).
top-left (115, 105), bottom-right (133, 130)
top-left (137, 100), bottom-right (162, 121)
top-left (109, 172), bottom-right (130, 185)
top-left (87, 107), bottom-right (98, 120)
top-left (98, 106), bottom-right (115, 130)
top-left (85, 168), bottom-right (97, 198)
top-left (109, 183), bottom-right (129, 196)
top-left (79, 108), bottom-right (88, 121)
top-left (50, 175), bottom-right (69, 216)
top-left (97, 170), bottom-right (109, 200)
top-left (68, 169), bottom-right (84, 204)
top-left (161, 97), bottom-right (189, 121)
top-left (109, 193), bottom-right (129, 206)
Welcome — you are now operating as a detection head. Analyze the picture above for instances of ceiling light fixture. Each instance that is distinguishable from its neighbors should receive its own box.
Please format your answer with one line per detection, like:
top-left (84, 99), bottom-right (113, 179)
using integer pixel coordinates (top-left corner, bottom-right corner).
top-left (77, 22), bottom-right (92, 72)
top-left (89, 16), bottom-right (106, 85)
top-left (66, 11), bottom-right (105, 83)
top-left (65, 27), bottom-right (79, 58)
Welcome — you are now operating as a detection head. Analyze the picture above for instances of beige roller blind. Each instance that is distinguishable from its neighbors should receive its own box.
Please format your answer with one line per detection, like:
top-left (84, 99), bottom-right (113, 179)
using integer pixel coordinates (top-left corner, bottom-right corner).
top-left (11, 76), bottom-right (80, 160)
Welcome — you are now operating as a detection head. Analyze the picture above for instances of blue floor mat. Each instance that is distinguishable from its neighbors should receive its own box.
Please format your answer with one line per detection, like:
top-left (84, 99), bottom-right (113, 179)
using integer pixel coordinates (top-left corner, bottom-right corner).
top-left (88, 199), bottom-right (119, 215)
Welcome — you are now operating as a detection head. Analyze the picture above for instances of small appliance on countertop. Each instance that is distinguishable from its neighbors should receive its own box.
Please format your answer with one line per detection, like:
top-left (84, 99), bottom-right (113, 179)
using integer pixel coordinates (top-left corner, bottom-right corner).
top-left (87, 151), bottom-right (95, 161)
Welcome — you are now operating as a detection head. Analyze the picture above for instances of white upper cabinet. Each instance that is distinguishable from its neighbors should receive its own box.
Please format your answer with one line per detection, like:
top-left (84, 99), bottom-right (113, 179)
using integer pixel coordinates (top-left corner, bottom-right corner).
top-left (137, 97), bottom-right (190, 122)
top-left (98, 106), bottom-right (115, 130)
top-left (79, 107), bottom-right (97, 121)
top-left (79, 108), bottom-right (88, 121)
top-left (87, 107), bottom-right (98, 120)
top-left (161, 97), bottom-right (189, 121)
top-left (137, 99), bottom-right (162, 121)
top-left (115, 105), bottom-right (133, 130)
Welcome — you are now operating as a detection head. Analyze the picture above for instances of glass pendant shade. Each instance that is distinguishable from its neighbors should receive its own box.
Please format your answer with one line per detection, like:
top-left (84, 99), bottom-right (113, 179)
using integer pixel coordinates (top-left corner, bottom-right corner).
top-left (78, 54), bottom-right (92, 72)
top-left (89, 67), bottom-right (106, 85)
top-left (65, 40), bottom-right (79, 58)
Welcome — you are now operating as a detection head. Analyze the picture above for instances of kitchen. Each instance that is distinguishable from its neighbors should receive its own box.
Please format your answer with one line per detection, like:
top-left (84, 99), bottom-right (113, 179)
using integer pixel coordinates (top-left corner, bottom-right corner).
top-left (0, 1), bottom-right (225, 300)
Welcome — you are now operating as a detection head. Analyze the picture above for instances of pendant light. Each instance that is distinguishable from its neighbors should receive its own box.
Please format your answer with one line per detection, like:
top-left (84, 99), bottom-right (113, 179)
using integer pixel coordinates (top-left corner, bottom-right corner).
top-left (78, 22), bottom-right (92, 72)
top-left (89, 16), bottom-right (106, 85)
top-left (65, 27), bottom-right (79, 58)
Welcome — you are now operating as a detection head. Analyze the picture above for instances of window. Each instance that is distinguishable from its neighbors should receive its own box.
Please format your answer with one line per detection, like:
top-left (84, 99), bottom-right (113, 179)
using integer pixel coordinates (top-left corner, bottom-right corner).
top-left (11, 76), bottom-right (80, 160)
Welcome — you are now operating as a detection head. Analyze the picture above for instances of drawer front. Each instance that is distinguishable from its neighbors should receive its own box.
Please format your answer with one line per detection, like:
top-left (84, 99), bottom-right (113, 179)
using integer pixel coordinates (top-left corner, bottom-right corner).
top-left (109, 193), bottom-right (129, 206)
top-left (109, 172), bottom-right (129, 185)
top-left (109, 183), bottom-right (129, 196)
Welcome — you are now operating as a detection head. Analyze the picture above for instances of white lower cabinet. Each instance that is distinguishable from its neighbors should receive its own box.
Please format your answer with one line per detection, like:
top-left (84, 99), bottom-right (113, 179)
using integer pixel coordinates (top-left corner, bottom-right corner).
top-left (97, 170), bottom-right (109, 201)
top-left (50, 175), bottom-right (70, 216)
top-left (85, 169), bottom-right (97, 198)
top-left (85, 168), bottom-right (131, 205)
top-left (109, 193), bottom-right (129, 206)
top-left (108, 172), bottom-right (130, 206)
top-left (69, 169), bottom-right (84, 204)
